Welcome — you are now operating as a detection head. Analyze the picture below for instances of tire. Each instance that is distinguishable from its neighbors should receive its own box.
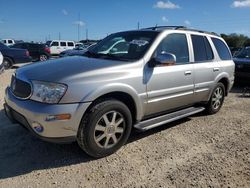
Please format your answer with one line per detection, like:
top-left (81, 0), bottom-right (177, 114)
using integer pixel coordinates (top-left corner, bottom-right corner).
top-left (77, 99), bottom-right (132, 158)
top-left (39, 54), bottom-right (48, 61)
top-left (205, 82), bottom-right (225, 115)
top-left (3, 57), bottom-right (13, 69)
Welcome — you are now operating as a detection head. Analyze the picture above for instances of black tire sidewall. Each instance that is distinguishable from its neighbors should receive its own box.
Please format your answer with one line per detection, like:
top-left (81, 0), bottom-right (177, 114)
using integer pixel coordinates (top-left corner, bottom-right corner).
top-left (3, 58), bottom-right (12, 69)
top-left (78, 100), bottom-right (132, 158)
top-left (207, 83), bottom-right (225, 114)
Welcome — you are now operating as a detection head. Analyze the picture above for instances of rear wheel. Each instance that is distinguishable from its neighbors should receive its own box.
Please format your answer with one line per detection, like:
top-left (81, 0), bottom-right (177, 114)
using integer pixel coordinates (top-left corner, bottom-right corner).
top-left (39, 54), bottom-right (48, 61)
top-left (77, 99), bottom-right (132, 158)
top-left (3, 57), bottom-right (13, 69)
top-left (205, 83), bottom-right (225, 114)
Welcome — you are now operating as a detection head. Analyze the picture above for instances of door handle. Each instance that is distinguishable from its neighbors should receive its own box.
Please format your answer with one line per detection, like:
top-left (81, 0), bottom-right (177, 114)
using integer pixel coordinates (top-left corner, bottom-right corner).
top-left (213, 68), bottom-right (220, 72)
top-left (184, 71), bottom-right (192, 75)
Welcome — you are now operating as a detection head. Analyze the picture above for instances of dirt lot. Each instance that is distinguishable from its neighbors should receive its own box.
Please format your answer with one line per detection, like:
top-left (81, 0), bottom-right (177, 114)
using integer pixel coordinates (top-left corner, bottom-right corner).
top-left (0, 67), bottom-right (249, 188)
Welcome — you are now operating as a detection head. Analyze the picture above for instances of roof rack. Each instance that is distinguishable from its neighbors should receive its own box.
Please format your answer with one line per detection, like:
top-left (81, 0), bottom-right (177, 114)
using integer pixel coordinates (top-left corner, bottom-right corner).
top-left (143, 26), bottom-right (187, 31)
top-left (177, 28), bottom-right (220, 36)
top-left (142, 26), bottom-right (219, 36)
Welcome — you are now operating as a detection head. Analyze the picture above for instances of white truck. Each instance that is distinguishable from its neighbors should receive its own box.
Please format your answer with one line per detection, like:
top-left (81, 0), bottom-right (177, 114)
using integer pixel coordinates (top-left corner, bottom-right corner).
top-left (46, 40), bottom-right (75, 55)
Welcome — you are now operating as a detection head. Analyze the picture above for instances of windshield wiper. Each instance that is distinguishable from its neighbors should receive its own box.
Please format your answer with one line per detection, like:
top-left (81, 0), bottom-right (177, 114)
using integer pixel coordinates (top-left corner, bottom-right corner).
top-left (83, 50), bottom-right (100, 58)
top-left (97, 53), bottom-right (130, 61)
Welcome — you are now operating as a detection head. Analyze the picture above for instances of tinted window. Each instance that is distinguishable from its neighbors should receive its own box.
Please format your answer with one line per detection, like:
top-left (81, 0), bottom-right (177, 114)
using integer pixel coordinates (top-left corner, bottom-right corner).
top-left (8, 40), bottom-right (13, 44)
top-left (51, 42), bottom-right (59, 46)
top-left (156, 33), bottom-right (189, 64)
top-left (192, 35), bottom-right (214, 62)
top-left (67, 42), bottom-right (74, 47)
top-left (212, 38), bottom-right (231, 60)
top-left (60, 42), bottom-right (67, 47)
top-left (236, 47), bottom-right (250, 58)
top-left (204, 37), bottom-right (214, 60)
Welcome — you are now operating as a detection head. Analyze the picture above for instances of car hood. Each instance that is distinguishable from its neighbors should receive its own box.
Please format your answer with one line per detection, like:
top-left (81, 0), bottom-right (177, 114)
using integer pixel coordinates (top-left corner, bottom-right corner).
top-left (16, 56), bottom-right (130, 83)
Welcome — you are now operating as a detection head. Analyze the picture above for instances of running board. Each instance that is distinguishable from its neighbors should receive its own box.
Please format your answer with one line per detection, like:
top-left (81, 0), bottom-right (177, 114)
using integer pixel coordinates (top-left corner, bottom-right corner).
top-left (134, 107), bottom-right (205, 131)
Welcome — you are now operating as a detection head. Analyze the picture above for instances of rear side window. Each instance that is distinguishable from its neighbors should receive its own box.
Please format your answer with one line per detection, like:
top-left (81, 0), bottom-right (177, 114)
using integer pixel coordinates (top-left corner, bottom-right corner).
top-left (51, 41), bottom-right (59, 46)
top-left (8, 40), bottom-right (13, 44)
top-left (67, 42), bottom-right (74, 47)
top-left (156, 33), bottom-right (189, 64)
top-left (191, 35), bottom-right (214, 62)
top-left (60, 42), bottom-right (67, 47)
top-left (212, 38), bottom-right (231, 60)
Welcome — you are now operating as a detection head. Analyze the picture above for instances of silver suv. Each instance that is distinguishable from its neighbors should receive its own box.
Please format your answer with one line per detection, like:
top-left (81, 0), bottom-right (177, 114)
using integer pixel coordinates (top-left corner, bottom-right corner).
top-left (4, 26), bottom-right (235, 158)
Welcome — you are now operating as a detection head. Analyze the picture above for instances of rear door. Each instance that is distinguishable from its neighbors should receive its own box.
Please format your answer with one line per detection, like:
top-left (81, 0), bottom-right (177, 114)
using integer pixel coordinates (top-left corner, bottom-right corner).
top-left (145, 33), bottom-right (194, 116)
top-left (60, 41), bottom-right (67, 53)
top-left (191, 34), bottom-right (221, 102)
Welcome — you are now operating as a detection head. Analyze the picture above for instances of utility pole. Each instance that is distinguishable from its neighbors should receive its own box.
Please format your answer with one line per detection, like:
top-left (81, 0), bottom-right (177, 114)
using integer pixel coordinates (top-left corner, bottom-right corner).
top-left (86, 28), bottom-right (88, 40)
top-left (59, 32), bottom-right (61, 40)
top-left (78, 13), bottom-right (80, 41)
top-left (137, 22), bottom-right (140, 30)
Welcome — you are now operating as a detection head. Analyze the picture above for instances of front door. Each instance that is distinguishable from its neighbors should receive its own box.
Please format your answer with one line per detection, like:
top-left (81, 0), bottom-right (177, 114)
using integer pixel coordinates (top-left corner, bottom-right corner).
top-left (145, 33), bottom-right (194, 116)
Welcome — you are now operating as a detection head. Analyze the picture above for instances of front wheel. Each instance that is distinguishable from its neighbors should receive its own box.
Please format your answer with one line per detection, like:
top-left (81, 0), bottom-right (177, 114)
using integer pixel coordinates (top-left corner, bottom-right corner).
top-left (205, 83), bottom-right (225, 114)
top-left (77, 99), bottom-right (132, 158)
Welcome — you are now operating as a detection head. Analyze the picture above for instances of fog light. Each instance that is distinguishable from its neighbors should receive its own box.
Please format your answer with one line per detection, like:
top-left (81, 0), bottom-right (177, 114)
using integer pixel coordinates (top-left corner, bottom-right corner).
top-left (32, 122), bottom-right (44, 133)
top-left (45, 113), bottom-right (71, 121)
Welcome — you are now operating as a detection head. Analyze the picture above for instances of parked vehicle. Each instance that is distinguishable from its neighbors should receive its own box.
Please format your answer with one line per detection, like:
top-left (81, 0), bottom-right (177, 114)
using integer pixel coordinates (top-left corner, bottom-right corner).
top-left (233, 46), bottom-right (250, 82)
top-left (2, 39), bottom-right (15, 46)
top-left (0, 42), bottom-right (32, 69)
top-left (46, 40), bottom-right (75, 55)
top-left (59, 43), bottom-right (96, 57)
top-left (11, 43), bottom-right (51, 61)
top-left (0, 51), bottom-right (4, 73)
top-left (4, 26), bottom-right (234, 158)
top-left (230, 47), bottom-right (242, 57)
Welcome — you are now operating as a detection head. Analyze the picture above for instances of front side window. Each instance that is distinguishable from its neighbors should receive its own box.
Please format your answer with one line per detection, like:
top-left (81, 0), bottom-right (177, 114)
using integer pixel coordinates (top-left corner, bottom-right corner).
top-left (156, 33), bottom-right (189, 64)
top-left (192, 35), bottom-right (214, 62)
top-left (87, 31), bottom-right (158, 61)
top-left (8, 40), bottom-right (13, 44)
top-left (51, 42), bottom-right (59, 46)
top-left (235, 47), bottom-right (250, 59)
top-left (212, 38), bottom-right (231, 60)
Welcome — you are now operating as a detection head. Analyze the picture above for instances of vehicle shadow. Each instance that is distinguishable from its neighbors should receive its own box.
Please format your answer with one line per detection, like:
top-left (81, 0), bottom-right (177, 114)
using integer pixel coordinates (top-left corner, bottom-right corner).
top-left (0, 107), bottom-right (191, 179)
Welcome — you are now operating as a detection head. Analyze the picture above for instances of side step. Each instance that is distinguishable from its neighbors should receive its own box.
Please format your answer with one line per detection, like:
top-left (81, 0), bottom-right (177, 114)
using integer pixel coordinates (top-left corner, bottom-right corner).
top-left (134, 107), bottom-right (205, 131)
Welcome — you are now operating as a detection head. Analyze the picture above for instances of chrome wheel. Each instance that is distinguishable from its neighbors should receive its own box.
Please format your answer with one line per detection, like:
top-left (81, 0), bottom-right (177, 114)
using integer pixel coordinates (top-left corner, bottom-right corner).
top-left (94, 111), bottom-right (125, 149)
top-left (40, 55), bottom-right (48, 61)
top-left (212, 87), bottom-right (223, 110)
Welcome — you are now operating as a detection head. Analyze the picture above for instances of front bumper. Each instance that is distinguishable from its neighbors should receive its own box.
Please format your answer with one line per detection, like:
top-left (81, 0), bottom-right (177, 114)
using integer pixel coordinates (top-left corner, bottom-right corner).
top-left (4, 87), bottom-right (91, 143)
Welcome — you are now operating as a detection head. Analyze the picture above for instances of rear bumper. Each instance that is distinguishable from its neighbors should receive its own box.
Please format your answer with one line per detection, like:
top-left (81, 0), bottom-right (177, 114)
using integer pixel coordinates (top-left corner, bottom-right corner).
top-left (4, 87), bottom-right (92, 143)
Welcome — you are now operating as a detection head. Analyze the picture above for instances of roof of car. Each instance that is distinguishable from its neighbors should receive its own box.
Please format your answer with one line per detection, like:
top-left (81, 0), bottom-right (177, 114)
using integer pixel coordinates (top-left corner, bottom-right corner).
top-left (140, 26), bottom-right (220, 37)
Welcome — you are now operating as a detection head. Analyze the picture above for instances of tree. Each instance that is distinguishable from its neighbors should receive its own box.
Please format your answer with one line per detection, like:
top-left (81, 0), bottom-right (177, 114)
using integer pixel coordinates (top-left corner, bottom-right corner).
top-left (221, 33), bottom-right (250, 48)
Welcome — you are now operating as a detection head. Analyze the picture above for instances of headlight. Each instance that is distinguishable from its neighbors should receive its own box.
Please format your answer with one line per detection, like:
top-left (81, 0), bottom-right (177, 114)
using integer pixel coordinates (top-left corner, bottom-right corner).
top-left (31, 80), bottom-right (67, 104)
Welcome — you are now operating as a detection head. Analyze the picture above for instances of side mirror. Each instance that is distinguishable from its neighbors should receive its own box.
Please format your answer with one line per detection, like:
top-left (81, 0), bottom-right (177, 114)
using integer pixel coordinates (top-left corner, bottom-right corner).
top-left (154, 52), bottom-right (176, 66)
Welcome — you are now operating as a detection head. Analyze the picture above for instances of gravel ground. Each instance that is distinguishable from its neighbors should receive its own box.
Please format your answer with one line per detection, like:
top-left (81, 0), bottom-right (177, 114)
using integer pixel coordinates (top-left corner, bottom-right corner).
top-left (0, 67), bottom-right (249, 188)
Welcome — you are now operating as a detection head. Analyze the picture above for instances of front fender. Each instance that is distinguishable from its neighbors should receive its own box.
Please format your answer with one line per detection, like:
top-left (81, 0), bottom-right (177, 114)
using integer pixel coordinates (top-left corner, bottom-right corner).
top-left (81, 83), bottom-right (146, 121)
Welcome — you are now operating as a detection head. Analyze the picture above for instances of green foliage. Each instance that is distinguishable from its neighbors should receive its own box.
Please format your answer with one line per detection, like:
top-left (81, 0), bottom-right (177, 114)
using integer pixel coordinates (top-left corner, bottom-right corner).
top-left (221, 33), bottom-right (250, 48)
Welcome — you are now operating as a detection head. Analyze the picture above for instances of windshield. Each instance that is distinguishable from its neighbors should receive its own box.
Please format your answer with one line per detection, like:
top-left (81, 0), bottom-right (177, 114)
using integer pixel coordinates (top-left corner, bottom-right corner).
top-left (236, 47), bottom-right (250, 58)
top-left (85, 31), bottom-right (158, 61)
top-left (45, 41), bottom-right (52, 47)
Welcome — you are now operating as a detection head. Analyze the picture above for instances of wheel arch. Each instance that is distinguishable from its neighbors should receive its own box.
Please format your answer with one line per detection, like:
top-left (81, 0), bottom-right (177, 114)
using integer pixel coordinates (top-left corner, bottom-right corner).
top-left (81, 84), bottom-right (145, 123)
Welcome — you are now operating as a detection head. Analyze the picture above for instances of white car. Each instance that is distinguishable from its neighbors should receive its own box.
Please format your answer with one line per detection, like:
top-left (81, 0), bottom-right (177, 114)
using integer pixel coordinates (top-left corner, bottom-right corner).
top-left (46, 40), bottom-right (75, 55)
top-left (2, 39), bottom-right (15, 46)
top-left (0, 51), bottom-right (4, 73)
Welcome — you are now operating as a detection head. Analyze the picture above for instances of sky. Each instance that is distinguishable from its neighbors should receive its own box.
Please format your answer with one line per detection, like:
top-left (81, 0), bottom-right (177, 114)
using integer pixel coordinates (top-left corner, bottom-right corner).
top-left (0, 0), bottom-right (250, 42)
